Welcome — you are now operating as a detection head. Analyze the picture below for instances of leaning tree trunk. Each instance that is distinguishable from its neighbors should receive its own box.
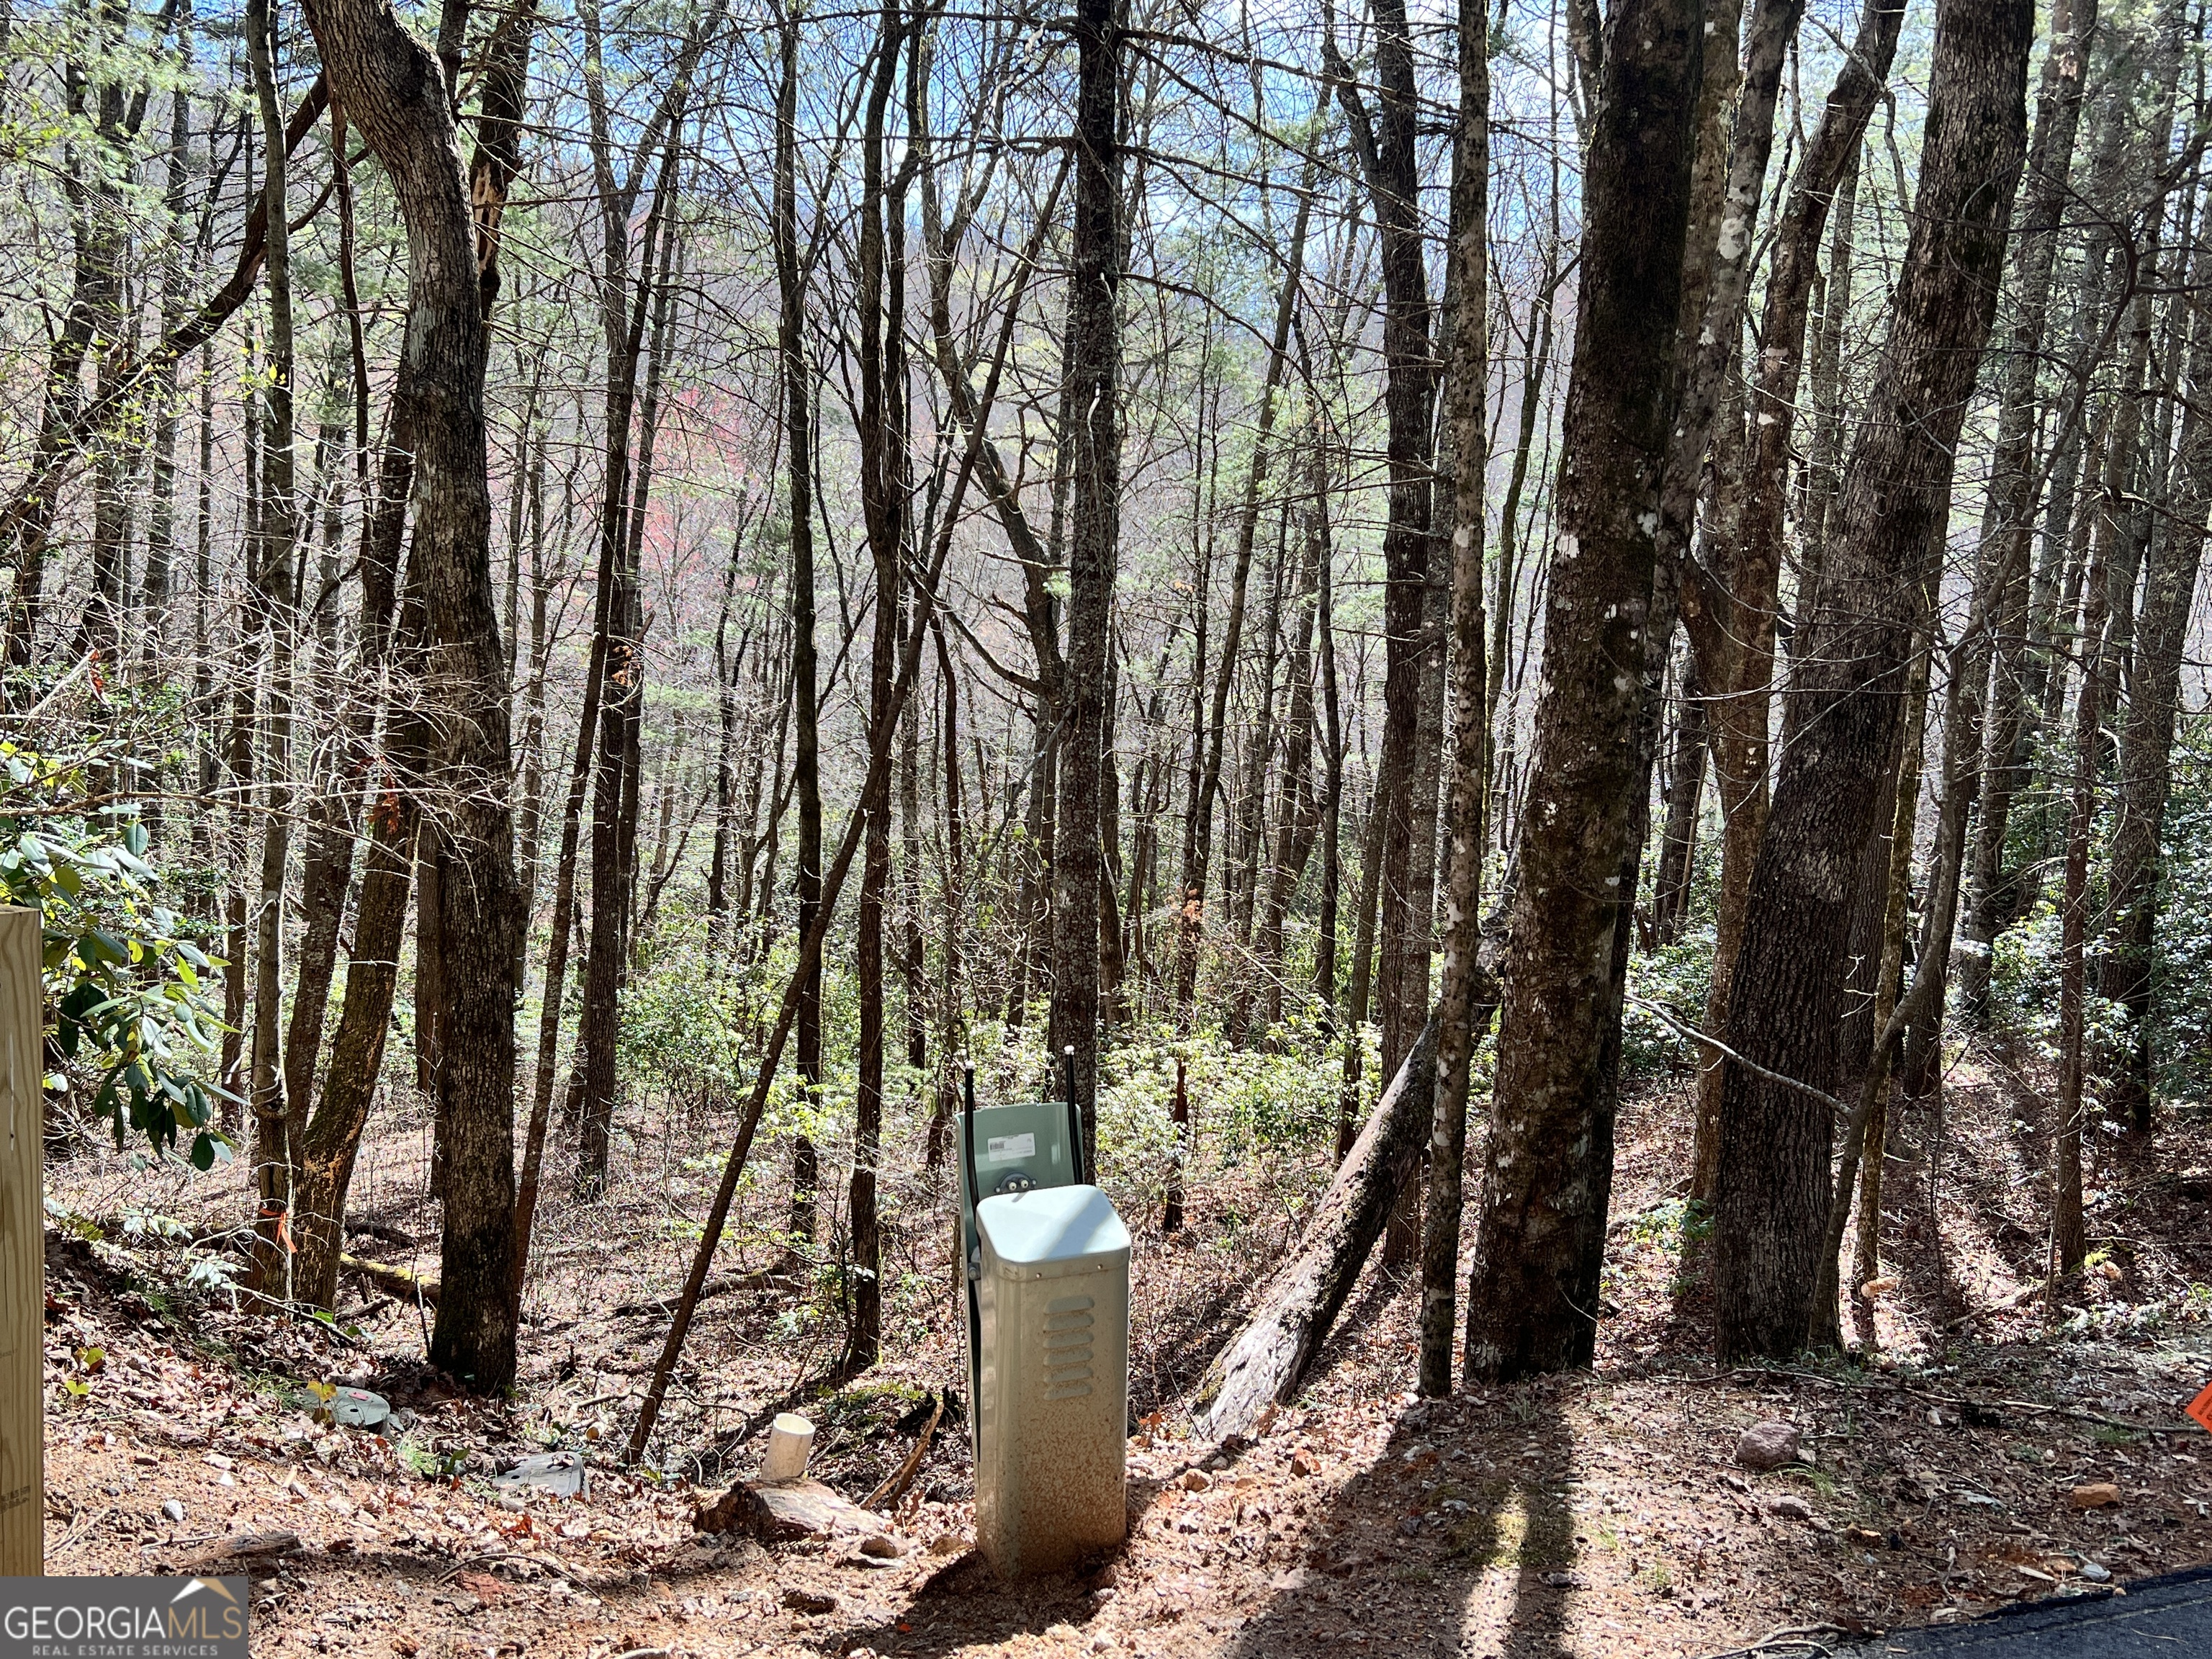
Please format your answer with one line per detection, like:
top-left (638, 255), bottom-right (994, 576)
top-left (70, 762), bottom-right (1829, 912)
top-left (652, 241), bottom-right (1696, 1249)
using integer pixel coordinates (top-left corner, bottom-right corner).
top-left (1461, 0), bottom-right (1705, 1385)
top-left (1712, 0), bottom-right (2033, 1362)
top-left (302, 0), bottom-right (523, 1391)
top-left (1195, 1015), bottom-right (1448, 1439)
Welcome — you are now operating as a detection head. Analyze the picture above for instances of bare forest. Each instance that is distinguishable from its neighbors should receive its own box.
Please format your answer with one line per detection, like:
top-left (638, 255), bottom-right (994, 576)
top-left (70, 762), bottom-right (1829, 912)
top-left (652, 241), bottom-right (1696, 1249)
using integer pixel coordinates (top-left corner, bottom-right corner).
top-left (14, 0), bottom-right (2212, 1652)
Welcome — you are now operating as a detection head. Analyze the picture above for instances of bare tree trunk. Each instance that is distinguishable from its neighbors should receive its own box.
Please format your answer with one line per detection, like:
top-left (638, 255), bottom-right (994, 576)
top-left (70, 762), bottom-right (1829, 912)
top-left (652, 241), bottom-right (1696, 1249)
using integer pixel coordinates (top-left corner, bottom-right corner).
top-left (142, 37), bottom-right (192, 667)
top-left (1849, 634), bottom-right (1930, 1336)
top-left (2103, 219), bottom-right (2212, 1132)
top-left (1462, 0), bottom-right (1706, 1384)
top-left (1650, 653), bottom-right (1707, 946)
top-left (1421, 0), bottom-right (1486, 1396)
top-left (303, 0), bottom-right (524, 1389)
top-left (1687, 0), bottom-right (1902, 1198)
top-left (1047, 0), bottom-right (1122, 1166)
top-left (1325, 0), bottom-right (1439, 1269)
top-left (847, 0), bottom-right (909, 1371)
top-left (1254, 513), bottom-right (1321, 1035)
top-left (2055, 510), bottom-right (2113, 1276)
top-left (243, 0), bottom-right (302, 1300)
top-left (1951, 0), bottom-right (2108, 1032)
top-left (1172, 185), bottom-right (1311, 1030)
top-left (778, 1), bottom-right (823, 1244)
top-left (1312, 436), bottom-right (1344, 1012)
top-left (927, 622), bottom-right (966, 1169)
top-left (1713, 0), bottom-right (2033, 1361)
top-left (575, 97), bottom-right (684, 1198)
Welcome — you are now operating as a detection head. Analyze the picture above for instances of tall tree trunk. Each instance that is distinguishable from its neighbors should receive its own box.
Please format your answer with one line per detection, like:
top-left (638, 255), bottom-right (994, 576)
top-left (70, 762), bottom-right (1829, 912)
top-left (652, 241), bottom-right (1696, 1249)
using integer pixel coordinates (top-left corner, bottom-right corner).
top-left (1463, 0), bottom-right (1706, 1384)
top-left (778, 1), bottom-right (823, 1245)
top-left (1173, 186), bottom-right (1311, 1030)
top-left (1312, 435), bottom-right (1344, 1010)
top-left (1254, 513), bottom-right (1321, 1035)
top-left (1712, 0), bottom-right (2033, 1362)
top-left (574, 44), bottom-right (691, 1197)
top-left (1848, 631), bottom-right (1930, 1336)
top-left (1421, 0), bottom-right (1486, 1398)
top-left (2102, 220), bottom-right (2212, 1132)
top-left (1953, 1), bottom-right (2106, 1029)
top-left (1336, 778), bottom-right (1388, 1161)
top-left (2055, 500), bottom-right (2116, 1275)
top-left (1326, 0), bottom-right (1439, 1267)
top-left (927, 621), bottom-right (966, 1169)
top-left (1048, 0), bottom-right (1122, 1166)
top-left (303, 0), bottom-right (524, 1390)
top-left (1686, 0), bottom-right (1903, 1199)
top-left (848, 0), bottom-right (908, 1372)
top-left (243, 0), bottom-right (302, 1299)
top-left (142, 37), bottom-right (192, 667)
top-left (284, 384), bottom-right (415, 1310)
top-left (1650, 652), bottom-right (1707, 946)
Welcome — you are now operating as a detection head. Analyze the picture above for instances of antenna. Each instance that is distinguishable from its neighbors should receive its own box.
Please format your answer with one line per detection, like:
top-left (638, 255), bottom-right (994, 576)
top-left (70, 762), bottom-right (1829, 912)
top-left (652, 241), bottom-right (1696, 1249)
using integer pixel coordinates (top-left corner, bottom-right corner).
top-left (1064, 1044), bottom-right (1084, 1185)
top-left (961, 1059), bottom-right (980, 1220)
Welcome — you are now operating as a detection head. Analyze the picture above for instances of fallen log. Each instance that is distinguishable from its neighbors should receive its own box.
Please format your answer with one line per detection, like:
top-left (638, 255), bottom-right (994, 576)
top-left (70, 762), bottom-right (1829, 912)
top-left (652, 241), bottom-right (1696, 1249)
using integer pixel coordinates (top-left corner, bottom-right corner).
top-left (612, 1272), bottom-right (748, 1318)
top-left (1192, 1010), bottom-right (1439, 1440)
top-left (341, 1253), bottom-right (439, 1306)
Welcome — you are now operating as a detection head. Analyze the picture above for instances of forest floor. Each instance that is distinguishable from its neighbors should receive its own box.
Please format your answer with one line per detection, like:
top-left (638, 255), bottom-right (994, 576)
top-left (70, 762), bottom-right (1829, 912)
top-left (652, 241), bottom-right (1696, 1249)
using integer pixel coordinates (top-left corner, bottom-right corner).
top-left (35, 1042), bottom-right (2212, 1658)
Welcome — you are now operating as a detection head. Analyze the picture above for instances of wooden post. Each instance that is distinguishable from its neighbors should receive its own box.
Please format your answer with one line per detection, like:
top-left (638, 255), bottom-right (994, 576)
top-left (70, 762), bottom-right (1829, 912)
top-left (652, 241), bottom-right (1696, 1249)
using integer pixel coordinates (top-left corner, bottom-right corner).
top-left (1, 904), bottom-right (43, 1575)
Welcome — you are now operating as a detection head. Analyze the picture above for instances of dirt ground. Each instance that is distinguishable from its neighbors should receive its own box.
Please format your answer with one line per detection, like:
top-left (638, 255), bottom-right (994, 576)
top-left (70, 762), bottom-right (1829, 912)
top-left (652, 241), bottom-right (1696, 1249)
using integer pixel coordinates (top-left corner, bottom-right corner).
top-left (35, 1044), bottom-right (2212, 1658)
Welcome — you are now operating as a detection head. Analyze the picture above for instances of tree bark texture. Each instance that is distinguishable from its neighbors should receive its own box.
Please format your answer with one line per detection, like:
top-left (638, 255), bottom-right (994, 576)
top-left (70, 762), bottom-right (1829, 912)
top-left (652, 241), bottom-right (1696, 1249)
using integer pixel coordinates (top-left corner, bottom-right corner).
top-left (2101, 220), bottom-right (2212, 1130)
top-left (302, 0), bottom-right (523, 1388)
top-left (1047, 0), bottom-right (1121, 1164)
top-left (1463, 0), bottom-right (1706, 1384)
top-left (1683, 0), bottom-right (1904, 1200)
top-left (1956, 0), bottom-right (2100, 1020)
top-left (1713, 0), bottom-right (2032, 1362)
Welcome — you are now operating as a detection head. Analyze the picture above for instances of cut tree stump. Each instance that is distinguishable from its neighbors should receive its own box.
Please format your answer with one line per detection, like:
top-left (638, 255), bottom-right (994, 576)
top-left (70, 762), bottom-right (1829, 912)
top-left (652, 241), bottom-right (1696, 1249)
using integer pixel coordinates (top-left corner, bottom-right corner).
top-left (1192, 1010), bottom-right (1443, 1440)
top-left (693, 1479), bottom-right (886, 1543)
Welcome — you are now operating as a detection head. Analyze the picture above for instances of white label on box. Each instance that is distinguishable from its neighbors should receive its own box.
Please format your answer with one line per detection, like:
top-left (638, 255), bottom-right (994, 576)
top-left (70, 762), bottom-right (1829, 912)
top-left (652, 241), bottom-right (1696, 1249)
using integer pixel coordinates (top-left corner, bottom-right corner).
top-left (985, 1132), bottom-right (1036, 1163)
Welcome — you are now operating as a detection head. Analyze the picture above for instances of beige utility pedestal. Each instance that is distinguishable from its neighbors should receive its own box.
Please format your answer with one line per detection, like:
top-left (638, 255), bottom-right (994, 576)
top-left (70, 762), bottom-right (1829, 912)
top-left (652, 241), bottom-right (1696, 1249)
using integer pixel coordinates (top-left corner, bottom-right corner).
top-left (956, 1063), bottom-right (1132, 1580)
top-left (971, 1184), bottom-right (1130, 1577)
top-left (1, 906), bottom-right (42, 1575)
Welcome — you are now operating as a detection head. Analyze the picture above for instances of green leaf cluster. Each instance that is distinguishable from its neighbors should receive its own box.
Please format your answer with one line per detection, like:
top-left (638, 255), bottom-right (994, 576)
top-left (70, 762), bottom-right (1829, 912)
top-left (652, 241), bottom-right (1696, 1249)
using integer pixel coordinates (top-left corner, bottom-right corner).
top-left (0, 739), bottom-right (230, 1169)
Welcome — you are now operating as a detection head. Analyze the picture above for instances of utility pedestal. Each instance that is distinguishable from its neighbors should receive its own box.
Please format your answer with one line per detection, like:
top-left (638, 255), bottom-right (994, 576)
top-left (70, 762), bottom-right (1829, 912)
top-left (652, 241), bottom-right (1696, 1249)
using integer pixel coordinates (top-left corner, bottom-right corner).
top-left (958, 1055), bottom-right (1129, 1578)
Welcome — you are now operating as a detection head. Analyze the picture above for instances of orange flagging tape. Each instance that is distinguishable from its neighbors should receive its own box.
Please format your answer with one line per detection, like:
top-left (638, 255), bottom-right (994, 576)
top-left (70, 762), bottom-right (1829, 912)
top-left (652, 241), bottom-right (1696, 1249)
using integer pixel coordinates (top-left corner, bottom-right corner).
top-left (2187, 1382), bottom-right (2212, 1437)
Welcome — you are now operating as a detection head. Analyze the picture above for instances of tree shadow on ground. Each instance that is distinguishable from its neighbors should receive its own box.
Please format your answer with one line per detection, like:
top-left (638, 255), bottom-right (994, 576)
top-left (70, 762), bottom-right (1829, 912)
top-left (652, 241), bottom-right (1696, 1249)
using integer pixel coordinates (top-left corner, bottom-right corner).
top-left (835, 1470), bottom-right (1178, 1657)
top-left (1222, 1385), bottom-right (1581, 1659)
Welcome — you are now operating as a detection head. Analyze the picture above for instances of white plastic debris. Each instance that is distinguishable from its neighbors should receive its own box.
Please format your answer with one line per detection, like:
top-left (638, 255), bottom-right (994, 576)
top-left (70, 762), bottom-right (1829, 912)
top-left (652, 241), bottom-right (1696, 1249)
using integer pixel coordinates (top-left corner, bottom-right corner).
top-left (760, 1413), bottom-right (814, 1484)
